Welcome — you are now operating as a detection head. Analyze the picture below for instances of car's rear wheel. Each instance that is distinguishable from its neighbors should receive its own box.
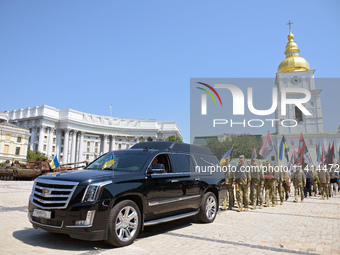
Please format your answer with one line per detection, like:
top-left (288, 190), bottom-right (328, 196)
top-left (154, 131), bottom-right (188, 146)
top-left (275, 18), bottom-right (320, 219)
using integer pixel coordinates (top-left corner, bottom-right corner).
top-left (197, 192), bottom-right (217, 223)
top-left (106, 200), bottom-right (141, 247)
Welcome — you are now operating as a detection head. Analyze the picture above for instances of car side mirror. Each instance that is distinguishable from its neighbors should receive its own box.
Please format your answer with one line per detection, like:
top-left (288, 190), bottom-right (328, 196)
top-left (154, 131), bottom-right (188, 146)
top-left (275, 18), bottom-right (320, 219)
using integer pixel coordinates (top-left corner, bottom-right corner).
top-left (147, 163), bottom-right (165, 174)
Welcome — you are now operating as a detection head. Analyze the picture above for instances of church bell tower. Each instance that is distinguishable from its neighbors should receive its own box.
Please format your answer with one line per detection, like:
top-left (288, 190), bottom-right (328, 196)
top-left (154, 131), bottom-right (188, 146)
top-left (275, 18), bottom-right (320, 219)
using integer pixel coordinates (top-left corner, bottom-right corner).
top-left (275, 21), bottom-right (323, 135)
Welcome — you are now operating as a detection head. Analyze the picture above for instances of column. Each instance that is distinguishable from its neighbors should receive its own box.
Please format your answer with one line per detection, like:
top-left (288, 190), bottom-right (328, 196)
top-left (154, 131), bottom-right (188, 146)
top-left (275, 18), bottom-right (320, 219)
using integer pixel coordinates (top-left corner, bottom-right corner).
top-left (30, 126), bottom-right (36, 150)
top-left (63, 129), bottom-right (70, 164)
top-left (56, 128), bottom-right (62, 157)
top-left (103, 135), bottom-right (109, 153)
top-left (70, 130), bottom-right (77, 163)
top-left (78, 131), bottom-right (85, 162)
top-left (110, 135), bottom-right (115, 151)
top-left (0, 126), bottom-right (4, 154)
top-left (47, 127), bottom-right (53, 156)
top-left (38, 126), bottom-right (44, 152)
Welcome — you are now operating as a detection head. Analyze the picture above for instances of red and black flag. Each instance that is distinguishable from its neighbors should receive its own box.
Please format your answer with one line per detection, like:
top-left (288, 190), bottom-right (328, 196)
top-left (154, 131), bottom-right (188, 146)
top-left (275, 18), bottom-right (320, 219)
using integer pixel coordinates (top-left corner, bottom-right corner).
top-left (324, 142), bottom-right (335, 165)
top-left (259, 130), bottom-right (274, 159)
top-left (297, 133), bottom-right (308, 165)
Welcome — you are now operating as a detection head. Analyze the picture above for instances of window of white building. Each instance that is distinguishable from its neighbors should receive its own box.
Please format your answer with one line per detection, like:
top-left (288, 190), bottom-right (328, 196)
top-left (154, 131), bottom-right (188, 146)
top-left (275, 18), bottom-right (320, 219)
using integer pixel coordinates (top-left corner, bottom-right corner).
top-left (15, 147), bottom-right (20, 155)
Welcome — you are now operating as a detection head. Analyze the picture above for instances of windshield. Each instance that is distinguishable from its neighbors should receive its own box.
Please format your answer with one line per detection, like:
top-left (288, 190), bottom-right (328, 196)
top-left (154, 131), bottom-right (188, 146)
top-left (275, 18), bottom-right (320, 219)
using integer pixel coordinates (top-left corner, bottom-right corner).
top-left (85, 151), bottom-right (149, 172)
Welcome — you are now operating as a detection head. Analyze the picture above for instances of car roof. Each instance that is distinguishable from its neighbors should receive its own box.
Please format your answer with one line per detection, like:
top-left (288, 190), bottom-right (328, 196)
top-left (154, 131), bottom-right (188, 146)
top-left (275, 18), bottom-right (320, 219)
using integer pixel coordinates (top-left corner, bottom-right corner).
top-left (130, 141), bottom-right (214, 156)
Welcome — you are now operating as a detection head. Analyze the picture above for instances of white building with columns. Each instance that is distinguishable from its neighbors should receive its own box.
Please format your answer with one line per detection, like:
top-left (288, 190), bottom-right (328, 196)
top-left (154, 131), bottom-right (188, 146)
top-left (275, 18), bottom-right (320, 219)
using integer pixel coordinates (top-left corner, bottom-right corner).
top-left (6, 105), bottom-right (182, 164)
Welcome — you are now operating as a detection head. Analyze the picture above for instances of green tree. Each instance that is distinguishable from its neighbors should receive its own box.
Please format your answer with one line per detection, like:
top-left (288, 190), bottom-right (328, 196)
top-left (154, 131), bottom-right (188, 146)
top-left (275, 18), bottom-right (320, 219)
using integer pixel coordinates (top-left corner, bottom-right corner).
top-left (165, 135), bottom-right (183, 143)
top-left (27, 148), bottom-right (50, 161)
top-left (205, 134), bottom-right (263, 160)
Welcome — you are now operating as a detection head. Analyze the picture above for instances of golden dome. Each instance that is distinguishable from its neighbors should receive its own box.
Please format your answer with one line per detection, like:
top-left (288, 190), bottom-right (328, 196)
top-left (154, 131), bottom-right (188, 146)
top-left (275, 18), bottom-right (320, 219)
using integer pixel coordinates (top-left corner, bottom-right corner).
top-left (277, 31), bottom-right (310, 73)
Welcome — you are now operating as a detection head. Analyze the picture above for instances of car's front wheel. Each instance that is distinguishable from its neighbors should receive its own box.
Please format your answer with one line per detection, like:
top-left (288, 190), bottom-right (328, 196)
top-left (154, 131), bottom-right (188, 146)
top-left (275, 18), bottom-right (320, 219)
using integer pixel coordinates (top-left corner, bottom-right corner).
top-left (106, 200), bottom-right (141, 247)
top-left (197, 191), bottom-right (217, 223)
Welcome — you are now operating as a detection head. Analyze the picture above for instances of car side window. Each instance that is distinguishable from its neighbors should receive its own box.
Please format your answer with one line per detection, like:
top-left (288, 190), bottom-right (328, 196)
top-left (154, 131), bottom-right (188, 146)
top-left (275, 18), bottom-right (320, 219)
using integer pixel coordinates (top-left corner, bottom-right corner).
top-left (171, 154), bottom-right (191, 173)
top-left (152, 154), bottom-right (171, 173)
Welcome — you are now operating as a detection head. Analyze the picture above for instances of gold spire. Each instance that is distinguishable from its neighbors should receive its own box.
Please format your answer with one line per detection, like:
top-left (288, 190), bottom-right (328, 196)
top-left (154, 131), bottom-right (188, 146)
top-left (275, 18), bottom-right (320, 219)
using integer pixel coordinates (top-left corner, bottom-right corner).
top-left (277, 22), bottom-right (310, 73)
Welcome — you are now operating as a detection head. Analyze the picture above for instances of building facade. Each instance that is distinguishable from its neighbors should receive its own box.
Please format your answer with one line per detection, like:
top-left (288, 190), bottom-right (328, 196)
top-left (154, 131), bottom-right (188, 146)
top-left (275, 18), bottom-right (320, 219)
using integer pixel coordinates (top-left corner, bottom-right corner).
top-left (0, 122), bottom-right (30, 162)
top-left (7, 105), bottom-right (182, 164)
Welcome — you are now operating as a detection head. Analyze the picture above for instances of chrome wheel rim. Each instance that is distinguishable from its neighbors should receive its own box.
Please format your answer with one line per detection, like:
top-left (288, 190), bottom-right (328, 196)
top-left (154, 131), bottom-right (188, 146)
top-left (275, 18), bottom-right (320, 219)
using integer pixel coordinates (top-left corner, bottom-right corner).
top-left (205, 195), bottom-right (216, 220)
top-left (115, 206), bottom-right (138, 242)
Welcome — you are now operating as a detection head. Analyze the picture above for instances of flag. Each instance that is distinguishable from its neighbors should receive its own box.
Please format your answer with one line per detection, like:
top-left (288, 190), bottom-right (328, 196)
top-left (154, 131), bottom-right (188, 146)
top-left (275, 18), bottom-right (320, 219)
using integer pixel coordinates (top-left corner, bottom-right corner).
top-left (297, 133), bottom-right (308, 165)
top-left (102, 153), bottom-right (115, 170)
top-left (325, 142), bottom-right (335, 165)
top-left (278, 138), bottom-right (284, 164)
top-left (283, 136), bottom-right (290, 162)
top-left (324, 142), bottom-right (331, 165)
top-left (259, 130), bottom-right (273, 158)
top-left (110, 104), bottom-right (112, 109)
top-left (278, 136), bottom-right (290, 164)
top-left (252, 146), bottom-right (257, 160)
top-left (321, 143), bottom-right (325, 164)
top-left (220, 146), bottom-right (233, 161)
top-left (316, 143), bottom-right (321, 164)
top-left (288, 151), bottom-right (295, 171)
top-left (50, 155), bottom-right (60, 169)
top-left (293, 149), bottom-right (299, 164)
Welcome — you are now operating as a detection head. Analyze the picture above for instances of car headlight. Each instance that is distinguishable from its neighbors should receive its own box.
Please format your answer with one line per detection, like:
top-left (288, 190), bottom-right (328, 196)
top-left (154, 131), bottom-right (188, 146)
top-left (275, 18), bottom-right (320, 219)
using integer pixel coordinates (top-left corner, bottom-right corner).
top-left (82, 180), bottom-right (112, 202)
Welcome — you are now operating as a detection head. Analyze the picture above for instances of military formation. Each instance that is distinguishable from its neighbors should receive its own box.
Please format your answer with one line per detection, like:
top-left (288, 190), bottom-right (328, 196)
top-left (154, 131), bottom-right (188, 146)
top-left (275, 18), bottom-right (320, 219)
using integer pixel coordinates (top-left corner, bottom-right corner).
top-left (220, 155), bottom-right (340, 212)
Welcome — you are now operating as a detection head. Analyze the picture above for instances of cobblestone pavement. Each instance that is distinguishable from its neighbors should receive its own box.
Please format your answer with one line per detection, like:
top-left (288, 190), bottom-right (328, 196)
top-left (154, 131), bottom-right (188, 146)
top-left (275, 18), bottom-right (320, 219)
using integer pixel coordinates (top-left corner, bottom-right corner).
top-left (1, 181), bottom-right (339, 255)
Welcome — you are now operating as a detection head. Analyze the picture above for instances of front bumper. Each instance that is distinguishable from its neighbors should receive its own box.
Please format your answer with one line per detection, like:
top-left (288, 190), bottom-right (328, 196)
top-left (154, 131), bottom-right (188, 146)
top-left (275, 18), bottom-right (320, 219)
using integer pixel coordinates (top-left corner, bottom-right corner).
top-left (28, 200), bottom-right (111, 241)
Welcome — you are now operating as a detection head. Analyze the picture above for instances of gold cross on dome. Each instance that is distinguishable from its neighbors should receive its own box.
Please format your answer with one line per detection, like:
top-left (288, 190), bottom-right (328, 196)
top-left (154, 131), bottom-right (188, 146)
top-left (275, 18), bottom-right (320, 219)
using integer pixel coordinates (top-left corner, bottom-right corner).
top-left (286, 20), bottom-right (293, 32)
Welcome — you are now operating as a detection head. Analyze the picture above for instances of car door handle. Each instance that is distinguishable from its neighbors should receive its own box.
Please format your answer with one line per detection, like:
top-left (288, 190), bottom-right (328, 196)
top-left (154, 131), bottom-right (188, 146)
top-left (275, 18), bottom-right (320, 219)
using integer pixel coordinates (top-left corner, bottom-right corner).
top-left (171, 180), bottom-right (179, 183)
top-left (194, 178), bottom-right (200, 181)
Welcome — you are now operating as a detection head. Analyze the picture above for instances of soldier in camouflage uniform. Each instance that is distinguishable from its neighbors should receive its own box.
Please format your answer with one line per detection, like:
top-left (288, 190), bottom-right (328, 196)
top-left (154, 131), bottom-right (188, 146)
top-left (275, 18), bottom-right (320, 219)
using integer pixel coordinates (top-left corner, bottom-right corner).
top-left (235, 155), bottom-right (250, 212)
top-left (264, 161), bottom-right (276, 207)
top-left (293, 166), bottom-right (306, 202)
top-left (281, 166), bottom-right (290, 201)
top-left (318, 165), bottom-right (330, 200)
top-left (248, 160), bottom-right (254, 205)
top-left (273, 163), bottom-right (280, 205)
top-left (250, 159), bottom-right (264, 209)
top-left (277, 165), bottom-right (285, 205)
top-left (220, 156), bottom-right (235, 210)
top-left (311, 166), bottom-right (319, 196)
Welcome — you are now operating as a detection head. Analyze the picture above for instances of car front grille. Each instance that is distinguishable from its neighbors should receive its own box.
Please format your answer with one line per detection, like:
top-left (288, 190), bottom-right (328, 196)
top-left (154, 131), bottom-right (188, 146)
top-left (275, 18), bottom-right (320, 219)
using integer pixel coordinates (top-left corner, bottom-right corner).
top-left (31, 179), bottom-right (79, 209)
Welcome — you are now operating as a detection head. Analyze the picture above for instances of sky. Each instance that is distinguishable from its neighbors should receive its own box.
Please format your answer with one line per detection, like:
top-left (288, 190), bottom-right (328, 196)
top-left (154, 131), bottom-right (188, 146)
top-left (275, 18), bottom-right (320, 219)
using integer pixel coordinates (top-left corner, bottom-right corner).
top-left (0, 0), bottom-right (339, 143)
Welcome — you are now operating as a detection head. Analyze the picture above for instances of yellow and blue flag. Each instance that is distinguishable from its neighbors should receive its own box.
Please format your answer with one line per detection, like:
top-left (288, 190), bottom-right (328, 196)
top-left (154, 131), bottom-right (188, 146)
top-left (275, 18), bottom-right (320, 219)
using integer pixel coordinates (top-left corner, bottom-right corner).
top-left (50, 155), bottom-right (60, 169)
top-left (102, 153), bottom-right (114, 170)
top-left (278, 136), bottom-right (290, 164)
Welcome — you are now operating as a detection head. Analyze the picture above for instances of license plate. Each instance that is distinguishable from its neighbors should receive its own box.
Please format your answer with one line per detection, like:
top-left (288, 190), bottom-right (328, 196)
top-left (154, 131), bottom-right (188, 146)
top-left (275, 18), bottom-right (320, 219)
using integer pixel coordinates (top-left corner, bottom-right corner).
top-left (32, 209), bottom-right (52, 219)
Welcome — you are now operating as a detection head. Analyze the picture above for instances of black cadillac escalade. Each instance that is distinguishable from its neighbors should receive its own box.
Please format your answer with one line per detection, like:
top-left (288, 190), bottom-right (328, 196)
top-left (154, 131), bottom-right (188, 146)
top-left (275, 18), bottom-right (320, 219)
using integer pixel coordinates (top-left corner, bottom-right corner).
top-left (28, 141), bottom-right (225, 247)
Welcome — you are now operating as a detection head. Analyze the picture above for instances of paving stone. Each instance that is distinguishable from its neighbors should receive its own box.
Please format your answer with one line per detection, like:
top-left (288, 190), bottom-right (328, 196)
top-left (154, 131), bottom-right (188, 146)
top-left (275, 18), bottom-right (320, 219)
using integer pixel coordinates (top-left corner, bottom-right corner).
top-left (0, 181), bottom-right (339, 254)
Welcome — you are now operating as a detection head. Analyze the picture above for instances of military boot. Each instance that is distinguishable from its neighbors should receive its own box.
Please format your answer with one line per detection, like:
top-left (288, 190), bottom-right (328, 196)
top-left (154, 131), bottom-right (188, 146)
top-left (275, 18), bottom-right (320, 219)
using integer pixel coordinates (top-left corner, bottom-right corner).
top-left (221, 205), bottom-right (227, 210)
top-left (259, 205), bottom-right (263, 209)
top-left (264, 203), bottom-right (269, 207)
top-left (280, 201), bottom-right (283, 205)
top-left (237, 207), bottom-right (243, 212)
top-left (251, 205), bottom-right (256, 210)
